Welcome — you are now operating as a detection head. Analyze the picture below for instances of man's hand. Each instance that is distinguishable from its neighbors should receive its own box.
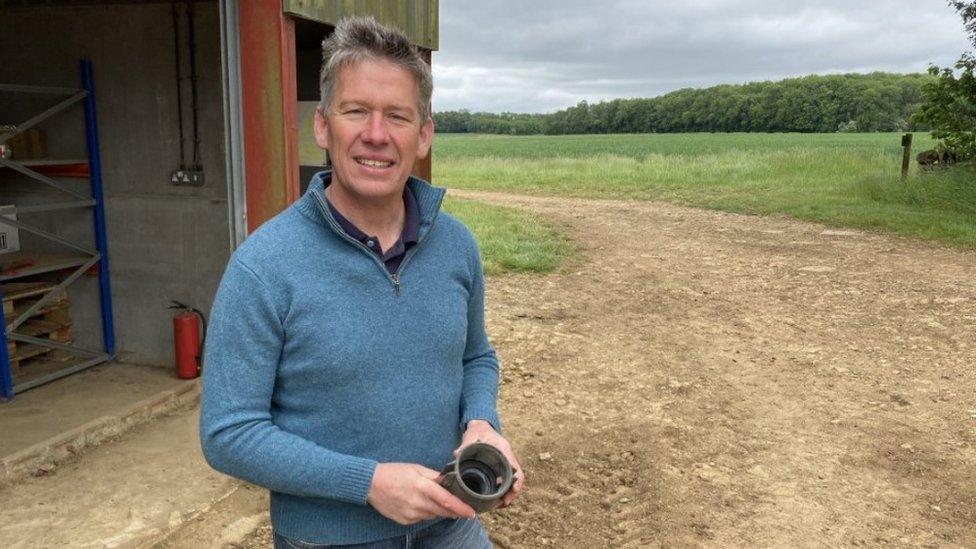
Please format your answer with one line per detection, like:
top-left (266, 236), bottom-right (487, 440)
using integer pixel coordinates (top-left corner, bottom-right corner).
top-left (366, 463), bottom-right (476, 525)
top-left (457, 420), bottom-right (524, 508)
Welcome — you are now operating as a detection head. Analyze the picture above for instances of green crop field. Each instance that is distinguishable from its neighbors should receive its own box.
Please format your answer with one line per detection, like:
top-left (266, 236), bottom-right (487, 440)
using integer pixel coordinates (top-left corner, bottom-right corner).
top-left (297, 105), bottom-right (575, 274)
top-left (433, 132), bottom-right (931, 159)
top-left (299, 100), bottom-right (975, 254)
top-left (430, 133), bottom-right (976, 248)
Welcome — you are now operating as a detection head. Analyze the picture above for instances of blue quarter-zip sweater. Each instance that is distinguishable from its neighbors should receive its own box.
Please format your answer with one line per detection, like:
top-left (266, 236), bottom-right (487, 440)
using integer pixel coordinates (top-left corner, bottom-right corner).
top-left (200, 172), bottom-right (501, 544)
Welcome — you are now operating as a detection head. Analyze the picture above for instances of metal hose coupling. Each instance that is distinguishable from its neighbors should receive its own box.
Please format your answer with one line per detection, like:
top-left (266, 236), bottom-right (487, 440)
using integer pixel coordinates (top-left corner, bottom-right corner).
top-left (438, 442), bottom-right (514, 513)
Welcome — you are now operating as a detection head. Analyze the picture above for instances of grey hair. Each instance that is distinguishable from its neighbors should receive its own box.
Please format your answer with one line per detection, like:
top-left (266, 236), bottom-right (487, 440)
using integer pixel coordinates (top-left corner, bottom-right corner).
top-left (319, 16), bottom-right (433, 123)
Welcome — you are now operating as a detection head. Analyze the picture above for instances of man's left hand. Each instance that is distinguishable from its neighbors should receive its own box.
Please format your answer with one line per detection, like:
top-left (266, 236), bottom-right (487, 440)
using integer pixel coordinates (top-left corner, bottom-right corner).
top-left (456, 420), bottom-right (524, 508)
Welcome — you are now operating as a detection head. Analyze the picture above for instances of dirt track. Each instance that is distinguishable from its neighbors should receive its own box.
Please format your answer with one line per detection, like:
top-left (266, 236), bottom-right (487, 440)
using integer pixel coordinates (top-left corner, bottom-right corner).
top-left (240, 191), bottom-right (975, 548)
top-left (447, 191), bottom-right (976, 548)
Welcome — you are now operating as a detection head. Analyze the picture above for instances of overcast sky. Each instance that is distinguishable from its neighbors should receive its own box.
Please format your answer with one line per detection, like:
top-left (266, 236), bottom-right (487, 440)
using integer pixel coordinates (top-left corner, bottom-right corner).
top-left (432, 0), bottom-right (974, 113)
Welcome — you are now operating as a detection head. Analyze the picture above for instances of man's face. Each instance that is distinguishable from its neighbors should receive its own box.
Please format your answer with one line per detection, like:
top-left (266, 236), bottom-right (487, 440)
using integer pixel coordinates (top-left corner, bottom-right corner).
top-left (314, 59), bottom-right (433, 205)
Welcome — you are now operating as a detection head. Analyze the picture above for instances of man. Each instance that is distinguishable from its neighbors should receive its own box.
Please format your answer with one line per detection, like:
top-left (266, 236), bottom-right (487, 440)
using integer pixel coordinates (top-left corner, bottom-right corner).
top-left (200, 16), bottom-right (522, 548)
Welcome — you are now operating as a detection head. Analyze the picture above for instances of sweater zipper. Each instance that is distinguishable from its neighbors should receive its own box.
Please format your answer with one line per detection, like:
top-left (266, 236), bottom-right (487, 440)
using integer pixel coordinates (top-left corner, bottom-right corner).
top-left (387, 184), bottom-right (444, 293)
top-left (390, 273), bottom-right (401, 296)
top-left (313, 190), bottom-right (442, 297)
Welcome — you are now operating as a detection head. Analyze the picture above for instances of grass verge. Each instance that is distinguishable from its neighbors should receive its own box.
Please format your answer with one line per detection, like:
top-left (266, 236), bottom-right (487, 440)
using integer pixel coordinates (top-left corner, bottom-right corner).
top-left (851, 164), bottom-right (976, 246)
top-left (441, 195), bottom-right (575, 276)
top-left (433, 133), bottom-right (976, 248)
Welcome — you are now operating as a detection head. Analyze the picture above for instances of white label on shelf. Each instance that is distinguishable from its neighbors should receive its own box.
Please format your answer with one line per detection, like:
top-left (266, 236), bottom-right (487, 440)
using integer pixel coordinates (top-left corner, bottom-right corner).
top-left (0, 205), bottom-right (20, 254)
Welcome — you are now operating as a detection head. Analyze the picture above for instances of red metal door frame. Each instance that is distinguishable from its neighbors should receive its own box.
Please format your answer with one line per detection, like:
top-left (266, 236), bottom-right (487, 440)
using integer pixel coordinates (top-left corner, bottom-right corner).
top-left (237, 4), bottom-right (433, 232)
top-left (238, 0), bottom-right (300, 233)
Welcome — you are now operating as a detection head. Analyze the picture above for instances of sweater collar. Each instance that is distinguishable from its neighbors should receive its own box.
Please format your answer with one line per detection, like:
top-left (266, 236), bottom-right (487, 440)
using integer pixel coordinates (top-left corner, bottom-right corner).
top-left (297, 170), bottom-right (446, 233)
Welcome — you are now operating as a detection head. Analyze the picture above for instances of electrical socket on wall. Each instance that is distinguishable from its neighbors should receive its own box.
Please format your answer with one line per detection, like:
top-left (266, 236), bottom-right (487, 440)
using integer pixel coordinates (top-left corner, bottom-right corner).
top-left (171, 169), bottom-right (204, 186)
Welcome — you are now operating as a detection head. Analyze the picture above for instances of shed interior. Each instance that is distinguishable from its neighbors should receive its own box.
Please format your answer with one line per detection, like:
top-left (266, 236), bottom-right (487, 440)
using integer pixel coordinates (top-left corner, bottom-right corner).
top-left (0, 0), bottom-right (231, 391)
top-left (295, 16), bottom-right (332, 191)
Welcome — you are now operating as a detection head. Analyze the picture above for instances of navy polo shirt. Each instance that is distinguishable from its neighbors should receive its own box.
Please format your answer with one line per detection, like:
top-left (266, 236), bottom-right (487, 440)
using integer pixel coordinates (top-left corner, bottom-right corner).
top-left (324, 184), bottom-right (420, 274)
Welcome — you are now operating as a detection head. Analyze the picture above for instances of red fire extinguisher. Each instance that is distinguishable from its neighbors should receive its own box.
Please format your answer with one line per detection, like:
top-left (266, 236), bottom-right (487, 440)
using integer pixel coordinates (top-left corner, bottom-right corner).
top-left (170, 301), bottom-right (207, 379)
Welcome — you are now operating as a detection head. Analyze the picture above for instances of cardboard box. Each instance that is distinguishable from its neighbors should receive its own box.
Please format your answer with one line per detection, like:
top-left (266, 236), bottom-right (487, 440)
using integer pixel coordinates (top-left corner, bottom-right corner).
top-left (5, 129), bottom-right (46, 159)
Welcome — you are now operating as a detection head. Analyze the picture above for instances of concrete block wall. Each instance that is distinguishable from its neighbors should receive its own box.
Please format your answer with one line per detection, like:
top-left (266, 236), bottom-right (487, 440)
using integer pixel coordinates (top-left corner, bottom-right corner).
top-left (0, 3), bottom-right (230, 365)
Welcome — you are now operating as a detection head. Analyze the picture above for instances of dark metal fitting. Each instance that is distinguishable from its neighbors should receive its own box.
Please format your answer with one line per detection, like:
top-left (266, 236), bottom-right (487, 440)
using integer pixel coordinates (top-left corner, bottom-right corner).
top-left (438, 442), bottom-right (514, 513)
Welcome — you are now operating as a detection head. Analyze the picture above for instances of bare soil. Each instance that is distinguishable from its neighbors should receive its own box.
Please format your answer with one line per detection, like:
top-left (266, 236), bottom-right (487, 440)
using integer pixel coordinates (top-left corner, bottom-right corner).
top-left (245, 191), bottom-right (976, 548)
top-left (458, 191), bottom-right (976, 549)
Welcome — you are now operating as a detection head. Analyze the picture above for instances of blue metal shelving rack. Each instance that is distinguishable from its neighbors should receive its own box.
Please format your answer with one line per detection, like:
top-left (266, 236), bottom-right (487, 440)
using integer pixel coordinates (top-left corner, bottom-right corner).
top-left (0, 59), bottom-right (116, 400)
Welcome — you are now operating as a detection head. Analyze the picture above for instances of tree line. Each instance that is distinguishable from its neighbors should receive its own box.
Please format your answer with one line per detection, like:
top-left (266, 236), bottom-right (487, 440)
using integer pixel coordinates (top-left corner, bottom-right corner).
top-left (435, 1), bottom-right (973, 160)
top-left (435, 72), bottom-right (934, 135)
top-left (915, 1), bottom-right (975, 159)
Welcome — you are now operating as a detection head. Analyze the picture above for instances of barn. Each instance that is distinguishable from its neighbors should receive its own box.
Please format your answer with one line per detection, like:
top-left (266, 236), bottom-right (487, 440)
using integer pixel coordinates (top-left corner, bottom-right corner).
top-left (0, 0), bottom-right (439, 401)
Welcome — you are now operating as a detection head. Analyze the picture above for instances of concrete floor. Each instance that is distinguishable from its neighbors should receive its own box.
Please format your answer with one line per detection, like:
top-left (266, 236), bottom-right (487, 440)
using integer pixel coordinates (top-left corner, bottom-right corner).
top-left (0, 361), bottom-right (256, 548)
top-left (0, 361), bottom-right (197, 481)
top-left (0, 406), bottom-right (246, 548)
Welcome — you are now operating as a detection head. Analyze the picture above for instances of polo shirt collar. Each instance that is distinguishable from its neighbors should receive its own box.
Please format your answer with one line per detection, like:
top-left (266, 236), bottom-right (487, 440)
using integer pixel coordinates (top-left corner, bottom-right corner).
top-left (298, 170), bottom-right (446, 242)
top-left (322, 177), bottom-right (420, 249)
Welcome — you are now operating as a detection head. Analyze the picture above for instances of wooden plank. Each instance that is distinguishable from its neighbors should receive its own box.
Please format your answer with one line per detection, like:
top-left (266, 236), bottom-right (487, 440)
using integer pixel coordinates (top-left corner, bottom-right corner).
top-left (14, 318), bottom-right (73, 338)
top-left (3, 283), bottom-right (50, 315)
top-left (7, 317), bottom-right (73, 354)
top-left (2, 282), bottom-right (65, 315)
top-left (2, 282), bottom-right (51, 300)
top-left (9, 329), bottom-right (74, 372)
top-left (41, 306), bottom-right (71, 326)
top-left (10, 343), bottom-right (55, 362)
top-left (7, 292), bottom-right (68, 323)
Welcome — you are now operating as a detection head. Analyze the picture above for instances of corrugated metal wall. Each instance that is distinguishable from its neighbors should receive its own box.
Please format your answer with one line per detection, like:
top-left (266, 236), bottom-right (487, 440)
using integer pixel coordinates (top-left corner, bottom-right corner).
top-left (283, 0), bottom-right (438, 50)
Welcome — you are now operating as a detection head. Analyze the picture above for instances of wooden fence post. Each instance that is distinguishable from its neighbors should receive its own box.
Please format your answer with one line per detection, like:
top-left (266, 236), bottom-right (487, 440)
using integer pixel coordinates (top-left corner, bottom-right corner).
top-left (901, 133), bottom-right (913, 181)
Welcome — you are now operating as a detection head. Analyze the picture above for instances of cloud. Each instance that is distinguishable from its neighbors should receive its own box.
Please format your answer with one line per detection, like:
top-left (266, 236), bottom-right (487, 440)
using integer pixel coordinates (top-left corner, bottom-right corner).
top-left (432, 0), bottom-right (974, 113)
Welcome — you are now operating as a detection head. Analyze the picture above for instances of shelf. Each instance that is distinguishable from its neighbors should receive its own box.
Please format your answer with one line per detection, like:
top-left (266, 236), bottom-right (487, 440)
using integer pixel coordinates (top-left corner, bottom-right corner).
top-left (1, 159), bottom-right (90, 178)
top-left (2, 281), bottom-right (66, 315)
top-left (6, 159), bottom-right (88, 166)
top-left (0, 251), bottom-right (94, 282)
top-left (0, 60), bottom-right (115, 400)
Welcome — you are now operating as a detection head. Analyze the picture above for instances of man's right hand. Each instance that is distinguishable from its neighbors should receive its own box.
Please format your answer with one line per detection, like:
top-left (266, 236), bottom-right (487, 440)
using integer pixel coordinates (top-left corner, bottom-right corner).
top-left (366, 463), bottom-right (476, 525)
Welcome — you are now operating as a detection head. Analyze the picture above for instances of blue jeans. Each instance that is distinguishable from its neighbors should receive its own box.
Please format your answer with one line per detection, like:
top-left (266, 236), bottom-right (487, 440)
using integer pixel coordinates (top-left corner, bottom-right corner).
top-left (273, 518), bottom-right (492, 549)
